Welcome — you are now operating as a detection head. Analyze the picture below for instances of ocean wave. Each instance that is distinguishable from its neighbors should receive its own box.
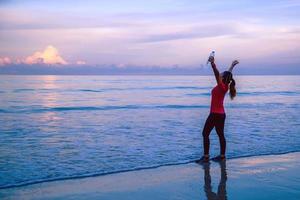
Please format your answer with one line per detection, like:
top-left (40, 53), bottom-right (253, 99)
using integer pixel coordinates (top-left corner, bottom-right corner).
top-left (186, 93), bottom-right (211, 96)
top-left (155, 105), bottom-right (208, 109)
top-left (1, 150), bottom-right (299, 190)
top-left (10, 86), bottom-right (209, 94)
top-left (78, 89), bottom-right (103, 92)
top-left (0, 105), bottom-right (209, 113)
top-left (108, 86), bottom-right (209, 91)
top-left (13, 89), bottom-right (36, 93)
top-left (238, 91), bottom-right (300, 96)
top-left (1, 103), bottom-right (298, 113)
top-left (186, 91), bottom-right (300, 97)
top-left (84, 86), bottom-right (209, 92)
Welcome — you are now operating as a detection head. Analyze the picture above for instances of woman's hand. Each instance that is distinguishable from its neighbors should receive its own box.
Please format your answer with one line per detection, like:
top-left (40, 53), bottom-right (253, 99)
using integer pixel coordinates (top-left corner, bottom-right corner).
top-left (208, 56), bottom-right (215, 64)
top-left (231, 60), bottom-right (239, 66)
top-left (228, 60), bottom-right (239, 72)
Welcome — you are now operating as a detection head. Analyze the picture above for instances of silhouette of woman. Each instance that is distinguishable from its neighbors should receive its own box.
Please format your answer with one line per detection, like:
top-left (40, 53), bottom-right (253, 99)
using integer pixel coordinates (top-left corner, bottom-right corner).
top-left (197, 56), bottom-right (239, 162)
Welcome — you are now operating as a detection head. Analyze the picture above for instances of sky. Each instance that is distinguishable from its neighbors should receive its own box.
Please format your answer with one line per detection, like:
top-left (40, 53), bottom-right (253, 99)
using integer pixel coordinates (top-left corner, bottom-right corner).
top-left (0, 0), bottom-right (300, 74)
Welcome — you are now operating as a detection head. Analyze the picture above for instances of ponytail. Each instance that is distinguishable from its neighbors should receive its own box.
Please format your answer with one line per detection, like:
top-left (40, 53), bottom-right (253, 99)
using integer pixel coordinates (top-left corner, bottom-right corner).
top-left (229, 78), bottom-right (236, 100)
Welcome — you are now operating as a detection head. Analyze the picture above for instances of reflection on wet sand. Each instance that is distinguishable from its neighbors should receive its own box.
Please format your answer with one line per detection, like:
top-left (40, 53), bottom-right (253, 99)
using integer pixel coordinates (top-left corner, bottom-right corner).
top-left (203, 161), bottom-right (227, 200)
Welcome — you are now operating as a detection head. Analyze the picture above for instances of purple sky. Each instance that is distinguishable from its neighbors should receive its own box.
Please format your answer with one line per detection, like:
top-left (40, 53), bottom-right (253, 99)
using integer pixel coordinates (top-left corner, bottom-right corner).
top-left (0, 0), bottom-right (300, 74)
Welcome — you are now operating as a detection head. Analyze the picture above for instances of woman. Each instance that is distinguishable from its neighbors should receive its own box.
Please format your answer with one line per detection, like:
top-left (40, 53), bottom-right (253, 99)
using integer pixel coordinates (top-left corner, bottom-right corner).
top-left (198, 56), bottom-right (239, 163)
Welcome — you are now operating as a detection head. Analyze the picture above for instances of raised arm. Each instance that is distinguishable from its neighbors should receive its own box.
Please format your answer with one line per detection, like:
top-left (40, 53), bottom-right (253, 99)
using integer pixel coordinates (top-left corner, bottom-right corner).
top-left (228, 60), bottom-right (239, 72)
top-left (209, 56), bottom-right (221, 85)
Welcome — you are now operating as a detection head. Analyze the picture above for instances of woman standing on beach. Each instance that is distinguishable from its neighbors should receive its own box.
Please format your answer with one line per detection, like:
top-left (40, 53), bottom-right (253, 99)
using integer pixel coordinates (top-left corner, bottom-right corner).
top-left (198, 56), bottom-right (239, 163)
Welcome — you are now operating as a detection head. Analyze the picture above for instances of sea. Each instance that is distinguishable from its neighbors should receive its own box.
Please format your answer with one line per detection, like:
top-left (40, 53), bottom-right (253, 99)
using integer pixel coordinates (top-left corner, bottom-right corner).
top-left (0, 75), bottom-right (300, 189)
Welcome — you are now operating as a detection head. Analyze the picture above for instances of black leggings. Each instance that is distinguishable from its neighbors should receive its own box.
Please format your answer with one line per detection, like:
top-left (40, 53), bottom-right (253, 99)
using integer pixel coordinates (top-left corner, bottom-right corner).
top-left (202, 113), bottom-right (226, 155)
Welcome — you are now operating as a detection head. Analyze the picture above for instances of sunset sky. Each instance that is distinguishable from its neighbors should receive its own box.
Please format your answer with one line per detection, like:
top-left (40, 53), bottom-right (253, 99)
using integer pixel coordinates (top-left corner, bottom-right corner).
top-left (0, 0), bottom-right (300, 74)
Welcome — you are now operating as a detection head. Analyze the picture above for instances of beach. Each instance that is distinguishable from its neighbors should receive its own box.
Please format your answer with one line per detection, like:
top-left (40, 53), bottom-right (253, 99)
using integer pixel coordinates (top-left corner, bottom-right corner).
top-left (1, 152), bottom-right (299, 199)
top-left (1, 0), bottom-right (300, 199)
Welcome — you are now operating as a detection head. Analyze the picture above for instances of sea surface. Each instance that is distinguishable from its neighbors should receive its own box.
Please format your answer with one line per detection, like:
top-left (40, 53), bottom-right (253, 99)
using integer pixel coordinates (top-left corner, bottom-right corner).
top-left (0, 75), bottom-right (300, 189)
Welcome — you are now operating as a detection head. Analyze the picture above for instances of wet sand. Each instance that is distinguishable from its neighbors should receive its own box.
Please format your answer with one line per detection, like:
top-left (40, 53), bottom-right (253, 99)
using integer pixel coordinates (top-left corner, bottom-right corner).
top-left (1, 152), bottom-right (300, 200)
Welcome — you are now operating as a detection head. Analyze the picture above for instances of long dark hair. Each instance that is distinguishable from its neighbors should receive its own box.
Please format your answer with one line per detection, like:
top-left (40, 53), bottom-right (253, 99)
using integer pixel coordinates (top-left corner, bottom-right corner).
top-left (229, 78), bottom-right (236, 100)
top-left (222, 71), bottom-right (236, 100)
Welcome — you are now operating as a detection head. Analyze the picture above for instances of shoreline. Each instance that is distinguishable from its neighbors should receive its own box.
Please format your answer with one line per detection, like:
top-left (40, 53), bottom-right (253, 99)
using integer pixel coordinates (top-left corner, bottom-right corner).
top-left (1, 150), bottom-right (300, 190)
top-left (1, 152), bottom-right (300, 199)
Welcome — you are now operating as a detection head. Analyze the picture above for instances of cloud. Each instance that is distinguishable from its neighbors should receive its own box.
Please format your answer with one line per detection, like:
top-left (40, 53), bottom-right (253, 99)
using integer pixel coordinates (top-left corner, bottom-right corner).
top-left (140, 24), bottom-right (238, 43)
top-left (0, 46), bottom-right (86, 66)
top-left (76, 60), bottom-right (86, 65)
top-left (24, 45), bottom-right (68, 65)
top-left (0, 57), bottom-right (11, 66)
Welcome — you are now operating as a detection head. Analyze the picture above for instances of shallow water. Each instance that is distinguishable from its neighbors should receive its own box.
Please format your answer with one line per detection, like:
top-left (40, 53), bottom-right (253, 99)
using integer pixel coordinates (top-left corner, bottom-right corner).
top-left (0, 75), bottom-right (300, 188)
top-left (2, 152), bottom-right (299, 200)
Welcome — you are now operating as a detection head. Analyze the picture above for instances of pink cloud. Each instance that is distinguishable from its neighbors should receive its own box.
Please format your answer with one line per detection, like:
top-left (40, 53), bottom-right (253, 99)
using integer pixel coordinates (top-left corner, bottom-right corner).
top-left (24, 45), bottom-right (68, 65)
top-left (76, 60), bottom-right (86, 65)
top-left (0, 57), bottom-right (12, 66)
